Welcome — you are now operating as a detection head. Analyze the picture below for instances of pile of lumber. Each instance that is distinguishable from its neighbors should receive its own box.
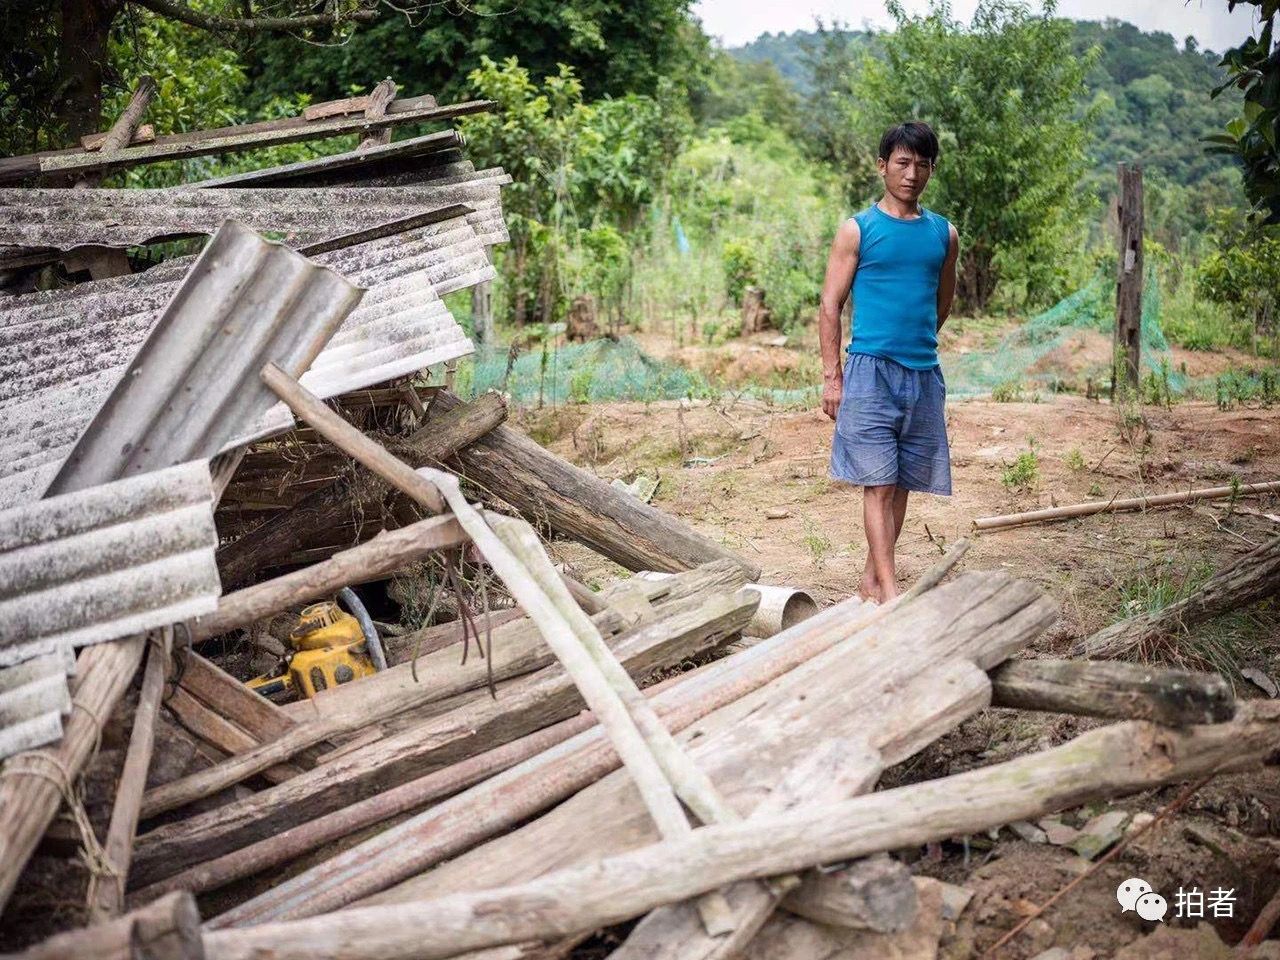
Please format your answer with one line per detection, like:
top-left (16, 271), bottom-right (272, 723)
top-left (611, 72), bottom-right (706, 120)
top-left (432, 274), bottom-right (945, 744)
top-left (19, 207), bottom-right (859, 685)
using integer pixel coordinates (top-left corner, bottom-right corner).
top-left (3, 75), bottom-right (1279, 960)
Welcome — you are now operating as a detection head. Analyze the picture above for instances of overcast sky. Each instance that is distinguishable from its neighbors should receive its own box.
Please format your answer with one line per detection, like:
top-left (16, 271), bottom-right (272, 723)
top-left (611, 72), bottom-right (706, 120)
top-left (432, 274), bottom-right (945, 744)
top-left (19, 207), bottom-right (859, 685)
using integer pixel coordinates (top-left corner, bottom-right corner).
top-left (693, 0), bottom-right (1263, 55)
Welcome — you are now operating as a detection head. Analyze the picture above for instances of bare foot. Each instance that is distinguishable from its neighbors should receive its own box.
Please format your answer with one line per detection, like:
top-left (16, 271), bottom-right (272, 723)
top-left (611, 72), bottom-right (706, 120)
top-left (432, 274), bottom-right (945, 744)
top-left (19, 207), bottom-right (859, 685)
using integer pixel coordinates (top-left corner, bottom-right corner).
top-left (857, 572), bottom-right (879, 603)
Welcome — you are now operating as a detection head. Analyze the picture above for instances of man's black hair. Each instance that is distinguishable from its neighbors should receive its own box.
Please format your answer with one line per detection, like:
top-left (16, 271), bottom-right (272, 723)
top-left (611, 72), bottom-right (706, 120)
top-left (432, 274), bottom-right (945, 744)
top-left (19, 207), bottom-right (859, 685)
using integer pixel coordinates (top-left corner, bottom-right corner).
top-left (878, 121), bottom-right (939, 163)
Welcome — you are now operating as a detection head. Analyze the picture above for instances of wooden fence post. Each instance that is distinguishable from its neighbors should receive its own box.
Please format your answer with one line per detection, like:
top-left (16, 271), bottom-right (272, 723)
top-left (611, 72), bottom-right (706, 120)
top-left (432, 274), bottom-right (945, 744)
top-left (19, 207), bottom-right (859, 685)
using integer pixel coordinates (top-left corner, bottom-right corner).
top-left (1113, 161), bottom-right (1143, 397)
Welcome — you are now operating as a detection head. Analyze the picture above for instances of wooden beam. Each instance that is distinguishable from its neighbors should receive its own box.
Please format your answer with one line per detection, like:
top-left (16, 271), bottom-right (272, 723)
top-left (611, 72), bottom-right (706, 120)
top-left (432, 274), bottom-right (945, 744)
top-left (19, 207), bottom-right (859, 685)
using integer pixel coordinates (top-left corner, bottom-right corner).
top-left (81, 123), bottom-right (156, 151)
top-left (357, 79), bottom-right (397, 150)
top-left (91, 634), bottom-right (169, 918)
top-left (199, 702), bottom-right (1280, 960)
top-left (24, 100), bottom-right (493, 182)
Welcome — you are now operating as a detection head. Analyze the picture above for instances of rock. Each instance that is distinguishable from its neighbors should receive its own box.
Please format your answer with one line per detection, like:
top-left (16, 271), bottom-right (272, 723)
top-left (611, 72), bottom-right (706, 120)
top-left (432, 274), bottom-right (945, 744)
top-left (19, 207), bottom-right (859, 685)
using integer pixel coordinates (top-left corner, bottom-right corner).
top-left (1069, 810), bottom-right (1130, 860)
top-left (1125, 812), bottom-right (1155, 836)
top-left (764, 507), bottom-right (791, 520)
top-left (1112, 922), bottom-right (1233, 960)
top-left (1039, 816), bottom-right (1081, 846)
top-left (1010, 820), bottom-right (1049, 843)
top-left (1241, 666), bottom-right (1278, 698)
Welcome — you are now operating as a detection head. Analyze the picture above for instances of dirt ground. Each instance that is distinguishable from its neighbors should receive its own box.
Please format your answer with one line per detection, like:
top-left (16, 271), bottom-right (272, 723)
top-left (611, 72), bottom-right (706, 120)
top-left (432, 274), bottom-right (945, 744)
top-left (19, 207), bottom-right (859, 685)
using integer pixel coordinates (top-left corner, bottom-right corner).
top-left (517, 331), bottom-right (1280, 958)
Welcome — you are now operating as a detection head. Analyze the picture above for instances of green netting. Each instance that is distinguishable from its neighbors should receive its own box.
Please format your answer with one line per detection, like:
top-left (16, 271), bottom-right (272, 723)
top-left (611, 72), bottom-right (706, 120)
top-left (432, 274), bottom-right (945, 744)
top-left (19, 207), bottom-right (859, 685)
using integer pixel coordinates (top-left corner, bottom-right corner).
top-left (943, 265), bottom-right (1176, 398)
top-left (460, 337), bottom-right (707, 406)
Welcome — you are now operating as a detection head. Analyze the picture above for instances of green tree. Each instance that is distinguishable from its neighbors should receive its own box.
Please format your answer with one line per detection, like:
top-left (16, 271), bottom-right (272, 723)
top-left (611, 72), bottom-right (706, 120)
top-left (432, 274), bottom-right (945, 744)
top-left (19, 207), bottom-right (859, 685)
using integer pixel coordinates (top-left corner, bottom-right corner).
top-left (1205, 0), bottom-right (1279, 223)
top-left (1196, 209), bottom-right (1280, 355)
top-left (851, 0), bottom-right (1097, 311)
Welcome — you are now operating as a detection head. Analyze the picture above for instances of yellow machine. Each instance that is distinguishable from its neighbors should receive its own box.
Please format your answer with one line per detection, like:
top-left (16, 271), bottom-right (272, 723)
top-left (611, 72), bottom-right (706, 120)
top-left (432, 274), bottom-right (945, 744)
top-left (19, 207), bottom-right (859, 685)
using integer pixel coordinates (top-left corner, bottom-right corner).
top-left (248, 600), bottom-right (379, 699)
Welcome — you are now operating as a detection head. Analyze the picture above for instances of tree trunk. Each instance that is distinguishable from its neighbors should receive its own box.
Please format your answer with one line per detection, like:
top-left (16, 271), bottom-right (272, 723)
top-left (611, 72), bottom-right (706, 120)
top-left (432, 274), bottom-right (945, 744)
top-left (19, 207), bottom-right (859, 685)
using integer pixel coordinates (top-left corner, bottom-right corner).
top-left (56, 0), bottom-right (123, 145)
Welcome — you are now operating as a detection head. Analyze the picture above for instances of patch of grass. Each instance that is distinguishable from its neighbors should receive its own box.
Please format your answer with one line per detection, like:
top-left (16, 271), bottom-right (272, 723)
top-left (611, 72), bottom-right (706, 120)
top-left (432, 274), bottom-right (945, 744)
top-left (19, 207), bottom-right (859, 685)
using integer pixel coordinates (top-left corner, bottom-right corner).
top-left (990, 379), bottom-right (1040, 403)
top-left (1001, 438), bottom-right (1040, 490)
top-left (1063, 447), bottom-right (1086, 472)
top-left (801, 519), bottom-right (831, 569)
top-left (1214, 366), bottom-right (1280, 410)
top-left (1112, 557), bottom-right (1272, 679)
top-left (1087, 481), bottom-right (1104, 497)
top-left (1140, 358), bottom-right (1176, 408)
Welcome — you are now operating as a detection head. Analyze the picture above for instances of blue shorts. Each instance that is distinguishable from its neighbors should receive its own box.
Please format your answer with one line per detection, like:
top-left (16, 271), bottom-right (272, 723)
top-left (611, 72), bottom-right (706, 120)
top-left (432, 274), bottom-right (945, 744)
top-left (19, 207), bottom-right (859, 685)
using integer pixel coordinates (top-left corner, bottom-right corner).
top-left (829, 352), bottom-right (952, 495)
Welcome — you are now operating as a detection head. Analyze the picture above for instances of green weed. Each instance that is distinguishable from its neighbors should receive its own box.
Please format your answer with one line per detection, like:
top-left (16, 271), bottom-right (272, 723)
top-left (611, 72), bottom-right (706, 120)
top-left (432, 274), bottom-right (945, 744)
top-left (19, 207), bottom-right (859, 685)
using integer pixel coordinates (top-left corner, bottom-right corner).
top-left (1001, 439), bottom-right (1040, 490)
top-left (1064, 447), bottom-right (1086, 472)
top-left (991, 379), bottom-right (1040, 403)
top-left (801, 519), bottom-right (831, 569)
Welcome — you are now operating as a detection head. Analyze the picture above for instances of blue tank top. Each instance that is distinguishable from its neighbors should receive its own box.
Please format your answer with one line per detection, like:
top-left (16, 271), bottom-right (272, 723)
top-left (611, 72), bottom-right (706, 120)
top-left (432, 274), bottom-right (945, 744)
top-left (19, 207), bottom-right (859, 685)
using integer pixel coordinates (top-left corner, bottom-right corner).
top-left (848, 203), bottom-right (951, 370)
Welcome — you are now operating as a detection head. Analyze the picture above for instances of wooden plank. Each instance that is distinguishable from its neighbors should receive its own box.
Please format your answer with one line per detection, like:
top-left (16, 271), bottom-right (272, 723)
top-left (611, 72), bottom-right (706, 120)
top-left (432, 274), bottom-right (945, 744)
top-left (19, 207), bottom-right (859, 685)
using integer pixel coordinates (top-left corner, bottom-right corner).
top-left (358, 79), bottom-right (397, 150)
top-left (177, 653), bottom-right (299, 746)
top-left (81, 123), bottom-right (155, 151)
top-left (305, 92), bottom-right (435, 122)
top-left (199, 705), bottom-right (1280, 960)
top-left (164, 687), bottom-right (302, 784)
top-left (29, 100), bottom-right (493, 181)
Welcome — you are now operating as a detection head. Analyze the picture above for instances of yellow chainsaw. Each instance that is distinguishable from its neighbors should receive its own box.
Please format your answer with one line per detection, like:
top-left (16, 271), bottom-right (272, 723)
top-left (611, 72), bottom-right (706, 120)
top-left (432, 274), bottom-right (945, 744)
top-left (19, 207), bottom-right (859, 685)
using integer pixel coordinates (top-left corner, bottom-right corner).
top-left (248, 588), bottom-right (387, 700)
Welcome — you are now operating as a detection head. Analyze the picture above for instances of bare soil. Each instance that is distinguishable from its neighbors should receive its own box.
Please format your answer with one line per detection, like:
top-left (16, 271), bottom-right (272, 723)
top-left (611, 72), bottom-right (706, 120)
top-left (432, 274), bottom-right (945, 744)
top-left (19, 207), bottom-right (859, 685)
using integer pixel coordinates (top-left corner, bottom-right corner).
top-left (519, 331), bottom-right (1280, 958)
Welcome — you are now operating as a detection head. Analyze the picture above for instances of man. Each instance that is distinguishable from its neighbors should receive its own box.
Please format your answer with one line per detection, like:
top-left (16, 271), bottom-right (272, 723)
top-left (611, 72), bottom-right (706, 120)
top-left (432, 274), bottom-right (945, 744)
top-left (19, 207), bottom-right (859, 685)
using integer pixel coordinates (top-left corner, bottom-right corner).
top-left (818, 121), bottom-right (959, 603)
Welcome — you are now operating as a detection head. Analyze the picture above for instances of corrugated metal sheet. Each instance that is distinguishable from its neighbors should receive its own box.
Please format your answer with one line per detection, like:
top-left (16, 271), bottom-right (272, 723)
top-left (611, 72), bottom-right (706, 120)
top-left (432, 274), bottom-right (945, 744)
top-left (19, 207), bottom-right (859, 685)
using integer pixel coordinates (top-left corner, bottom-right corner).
top-left (45, 219), bottom-right (364, 498)
top-left (0, 459), bottom-right (219, 666)
top-left (0, 649), bottom-right (72, 761)
top-left (0, 179), bottom-right (510, 252)
top-left (0, 214), bottom-right (489, 509)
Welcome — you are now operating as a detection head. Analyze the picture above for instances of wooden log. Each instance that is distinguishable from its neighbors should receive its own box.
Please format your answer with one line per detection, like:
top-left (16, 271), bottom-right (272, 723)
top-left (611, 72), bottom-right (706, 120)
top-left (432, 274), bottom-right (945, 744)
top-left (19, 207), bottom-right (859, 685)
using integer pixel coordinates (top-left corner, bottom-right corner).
top-left (197, 514), bottom-right (469, 640)
top-left (610, 654), bottom-right (990, 960)
top-left (3, 891), bottom-right (203, 960)
top-left (358, 79), bottom-right (397, 150)
top-left (201, 702), bottom-right (1280, 960)
top-left (1113, 161), bottom-right (1143, 395)
top-left (130, 711), bottom-right (595, 903)
top-left (212, 571), bottom-right (1038, 927)
top-left (91, 635), bottom-right (169, 918)
top-left (0, 636), bottom-right (146, 911)
top-left (354, 574), bottom-right (1049, 939)
top-left (990, 658), bottom-right (1236, 726)
top-left (132, 588), bottom-right (757, 887)
top-left (217, 354), bottom-right (506, 588)
top-left (140, 561), bottom-right (735, 818)
top-left (81, 123), bottom-right (156, 151)
top-left (1073, 534), bottom-right (1280, 658)
top-left (383, 608), bottom-right (524, 665)
top-left (971, 481), bottom-right (1280, 532)
top-left (176, 652), bottom-right (300, 747)
top-left (432, 390), bottom-right (761, 578)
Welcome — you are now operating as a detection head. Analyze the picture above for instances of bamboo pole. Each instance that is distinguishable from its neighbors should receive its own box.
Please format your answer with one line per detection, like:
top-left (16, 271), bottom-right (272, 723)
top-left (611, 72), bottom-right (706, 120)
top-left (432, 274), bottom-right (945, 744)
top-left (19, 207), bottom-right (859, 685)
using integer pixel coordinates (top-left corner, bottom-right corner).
top-left (202, 702), bottom-right (1280, 960)
top-left (91, 632), bottom-right (169, 918)
top-left (972, 481), bottom-right (1280, 532)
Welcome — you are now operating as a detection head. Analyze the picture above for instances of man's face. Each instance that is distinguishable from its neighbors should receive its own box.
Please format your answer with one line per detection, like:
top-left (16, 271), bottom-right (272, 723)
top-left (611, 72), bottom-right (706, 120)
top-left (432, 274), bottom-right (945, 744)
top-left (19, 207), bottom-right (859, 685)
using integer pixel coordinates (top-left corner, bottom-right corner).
top-left (877, 146), bottom-right (934, 204)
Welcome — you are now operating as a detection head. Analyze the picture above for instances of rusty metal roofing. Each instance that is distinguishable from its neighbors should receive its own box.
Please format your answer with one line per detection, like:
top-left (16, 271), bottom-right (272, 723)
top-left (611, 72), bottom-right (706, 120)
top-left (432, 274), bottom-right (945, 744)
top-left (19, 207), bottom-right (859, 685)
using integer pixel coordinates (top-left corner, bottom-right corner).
top-left (0, 214), bottom-right (489, 509)
top-left (0, 459), bottom-right (220, 667)
top-left (45, 219), bottom-right (364, 498)
top-left (0, 649), bottom-right (72, 761)
top-left (0, 179), bottom-right (510, 252)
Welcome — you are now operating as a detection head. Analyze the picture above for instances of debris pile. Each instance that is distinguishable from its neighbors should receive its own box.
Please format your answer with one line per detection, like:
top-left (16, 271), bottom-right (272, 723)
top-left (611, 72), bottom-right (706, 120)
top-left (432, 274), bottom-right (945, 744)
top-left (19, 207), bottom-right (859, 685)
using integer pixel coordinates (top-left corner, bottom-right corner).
top-left (1, 78), bottom-right (1277, 960)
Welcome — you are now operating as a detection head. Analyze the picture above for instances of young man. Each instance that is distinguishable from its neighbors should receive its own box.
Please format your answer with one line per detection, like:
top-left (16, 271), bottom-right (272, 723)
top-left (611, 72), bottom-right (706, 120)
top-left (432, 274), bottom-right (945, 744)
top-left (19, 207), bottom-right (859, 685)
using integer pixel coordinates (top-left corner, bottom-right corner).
top-left (818, 121), bottom-right (959, 603)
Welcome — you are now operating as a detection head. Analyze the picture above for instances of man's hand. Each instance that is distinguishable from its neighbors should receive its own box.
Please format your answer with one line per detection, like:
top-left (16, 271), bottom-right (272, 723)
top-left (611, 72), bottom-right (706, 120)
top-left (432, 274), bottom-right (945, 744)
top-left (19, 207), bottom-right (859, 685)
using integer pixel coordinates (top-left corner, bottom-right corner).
top-left (822, 371), bottom-right (842, 421)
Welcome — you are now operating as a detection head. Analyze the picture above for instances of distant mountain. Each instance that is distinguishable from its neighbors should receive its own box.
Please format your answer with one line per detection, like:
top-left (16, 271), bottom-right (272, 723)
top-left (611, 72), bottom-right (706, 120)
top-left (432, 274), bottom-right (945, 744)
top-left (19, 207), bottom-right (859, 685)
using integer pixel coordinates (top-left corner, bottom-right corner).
top-left (728, 20), bottom-right (1241, 192)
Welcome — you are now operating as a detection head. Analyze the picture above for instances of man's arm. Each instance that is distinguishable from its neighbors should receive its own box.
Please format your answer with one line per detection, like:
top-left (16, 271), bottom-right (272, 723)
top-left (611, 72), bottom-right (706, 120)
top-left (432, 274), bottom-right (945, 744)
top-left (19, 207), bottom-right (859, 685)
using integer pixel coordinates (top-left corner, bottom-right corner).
top-left (819, 219), bottom-right (860, 421)
top-left (936, 224), bottom-right (959, 331)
